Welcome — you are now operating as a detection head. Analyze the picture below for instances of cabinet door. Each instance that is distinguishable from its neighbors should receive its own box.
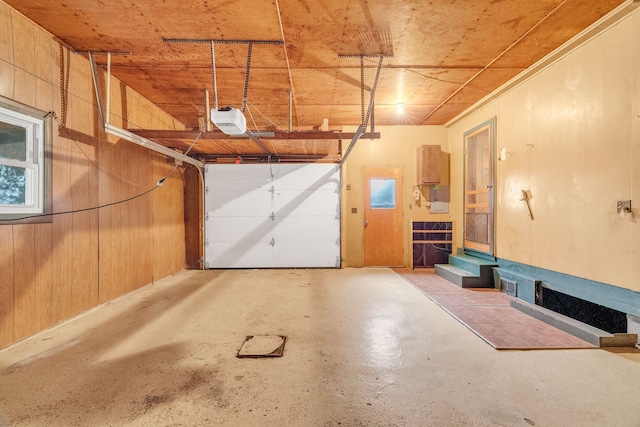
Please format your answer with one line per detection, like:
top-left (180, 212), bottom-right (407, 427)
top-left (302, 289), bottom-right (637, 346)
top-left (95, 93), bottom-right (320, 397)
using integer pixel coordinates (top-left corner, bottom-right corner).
top-left (417, 145), bottom-right (441, 185)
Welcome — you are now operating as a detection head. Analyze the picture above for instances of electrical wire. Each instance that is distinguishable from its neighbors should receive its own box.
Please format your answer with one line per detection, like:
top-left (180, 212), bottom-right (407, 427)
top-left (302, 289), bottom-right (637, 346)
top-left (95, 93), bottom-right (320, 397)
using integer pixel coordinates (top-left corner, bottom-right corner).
top-left (247, 100), bottom-right (280, 130)
top-left (1, 127), bottom-right (205, 222)
top-left (46, 111), bottom-right (146, 188)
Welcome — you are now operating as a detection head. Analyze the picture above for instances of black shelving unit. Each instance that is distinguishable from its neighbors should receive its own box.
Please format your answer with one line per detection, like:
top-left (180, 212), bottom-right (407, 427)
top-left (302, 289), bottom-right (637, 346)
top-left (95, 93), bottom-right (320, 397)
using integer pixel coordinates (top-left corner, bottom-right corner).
top-left (412, 221), bottom-right (453, 268)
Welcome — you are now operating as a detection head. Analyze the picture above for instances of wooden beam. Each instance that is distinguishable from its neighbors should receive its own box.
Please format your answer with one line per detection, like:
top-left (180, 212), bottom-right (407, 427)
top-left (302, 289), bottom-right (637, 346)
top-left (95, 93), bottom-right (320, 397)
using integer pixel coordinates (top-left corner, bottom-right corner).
top-left (129, 129), bottom-right (381, 140)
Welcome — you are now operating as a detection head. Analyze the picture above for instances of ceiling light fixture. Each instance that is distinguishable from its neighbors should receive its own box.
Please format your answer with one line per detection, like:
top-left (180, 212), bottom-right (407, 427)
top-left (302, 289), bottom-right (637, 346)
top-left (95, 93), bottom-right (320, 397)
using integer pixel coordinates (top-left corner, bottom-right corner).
top-left (396, 102), bottom-right (405, 114)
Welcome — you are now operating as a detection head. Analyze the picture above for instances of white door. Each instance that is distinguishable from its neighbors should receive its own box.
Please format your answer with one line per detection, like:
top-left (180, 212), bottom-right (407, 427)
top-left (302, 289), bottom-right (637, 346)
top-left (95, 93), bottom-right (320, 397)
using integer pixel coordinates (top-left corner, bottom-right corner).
top-left (205, 163), bottom-right (340, 268)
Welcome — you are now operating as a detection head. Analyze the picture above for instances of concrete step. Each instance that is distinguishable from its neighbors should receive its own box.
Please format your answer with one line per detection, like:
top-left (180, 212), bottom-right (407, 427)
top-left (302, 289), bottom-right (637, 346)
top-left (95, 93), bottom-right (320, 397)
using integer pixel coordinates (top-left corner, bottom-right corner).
top-left (449, 254), bottom-right (498, 276)
top-left (435, 264), bottom-right (494, 288)
top-left (437, 254), bottom-right (498, 288)
top-left (510, 299), bottom-right (638, 347)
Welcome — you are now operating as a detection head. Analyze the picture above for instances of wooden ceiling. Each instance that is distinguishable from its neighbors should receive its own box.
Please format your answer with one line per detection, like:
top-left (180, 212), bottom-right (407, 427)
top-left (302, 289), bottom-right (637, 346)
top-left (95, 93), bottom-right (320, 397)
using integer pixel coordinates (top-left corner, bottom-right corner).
top-left (6, 0), bottom-right (625, 161)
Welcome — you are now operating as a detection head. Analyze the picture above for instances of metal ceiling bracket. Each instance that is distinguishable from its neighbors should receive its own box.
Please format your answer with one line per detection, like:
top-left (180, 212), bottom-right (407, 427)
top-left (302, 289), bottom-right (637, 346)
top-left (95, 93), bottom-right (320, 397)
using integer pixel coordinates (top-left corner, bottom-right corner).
top-left (104, 124), bottom-right (204, 168)
top-left (210, 41), bottom-right (219, 110)
top-left (241, 43), bottom-right (253, 113)
top-left (81, 50), bottom-right (203, 168)
top-left (87, 52), bottom-right (106, 125)
top-left (340, 54), bottom-right (386, 165)
top-left (76, 51), bottom-right (131, 56)
top-left (338, 54), bottom-right (393, 59)
top-left (165, 38), bottom-right (282, 122)
top-left (163, 38), bottom-right (283, 46)
top-left (288, 91), bottom-right (293, 132)
top-left (58, 44), bottom-right (71, 128)
top-left (78, 50), bottom-right (131, 127)
top-left (246, 129), bottom-right (273, 155)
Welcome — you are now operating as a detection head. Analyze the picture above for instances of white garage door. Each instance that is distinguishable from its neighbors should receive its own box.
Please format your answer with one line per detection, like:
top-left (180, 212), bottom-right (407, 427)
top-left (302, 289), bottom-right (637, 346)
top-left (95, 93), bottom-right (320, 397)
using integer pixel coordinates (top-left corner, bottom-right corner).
top-left (204, 163), bottom-right (341, 268)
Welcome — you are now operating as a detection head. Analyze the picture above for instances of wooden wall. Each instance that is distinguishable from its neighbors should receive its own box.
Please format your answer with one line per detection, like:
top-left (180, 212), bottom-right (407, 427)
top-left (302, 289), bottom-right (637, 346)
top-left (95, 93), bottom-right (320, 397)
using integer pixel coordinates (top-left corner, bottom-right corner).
top-left (184, 165), bottom-right (204, 269)
top-left (0, 3), bottom-right (187, 348)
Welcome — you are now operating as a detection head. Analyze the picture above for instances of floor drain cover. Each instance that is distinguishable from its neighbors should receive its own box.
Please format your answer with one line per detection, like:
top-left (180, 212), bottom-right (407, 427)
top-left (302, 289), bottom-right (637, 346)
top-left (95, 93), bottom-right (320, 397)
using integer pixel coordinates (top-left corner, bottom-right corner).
top-left (237, 335), bottom-right (287, 358)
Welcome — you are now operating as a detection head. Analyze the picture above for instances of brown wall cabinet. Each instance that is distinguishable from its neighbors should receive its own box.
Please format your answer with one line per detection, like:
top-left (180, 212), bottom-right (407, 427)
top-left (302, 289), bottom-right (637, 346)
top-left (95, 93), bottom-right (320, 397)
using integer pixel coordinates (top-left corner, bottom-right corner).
top-left (417, 145), bottom-right (442, 185)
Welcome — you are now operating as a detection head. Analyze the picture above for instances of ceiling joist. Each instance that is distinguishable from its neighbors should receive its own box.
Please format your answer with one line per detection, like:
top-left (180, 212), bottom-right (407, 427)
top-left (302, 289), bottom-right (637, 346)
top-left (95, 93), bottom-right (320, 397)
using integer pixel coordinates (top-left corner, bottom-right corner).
top-left (129, 129), bottom-right (381, 140)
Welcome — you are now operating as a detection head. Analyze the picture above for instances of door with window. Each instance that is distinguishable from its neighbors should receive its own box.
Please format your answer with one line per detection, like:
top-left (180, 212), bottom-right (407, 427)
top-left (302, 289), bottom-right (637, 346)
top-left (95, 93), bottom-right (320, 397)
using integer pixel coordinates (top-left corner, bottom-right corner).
top-left (463, 118), bottom-right (495, 255)
top-left (363, 167), bottom-right (403, 266)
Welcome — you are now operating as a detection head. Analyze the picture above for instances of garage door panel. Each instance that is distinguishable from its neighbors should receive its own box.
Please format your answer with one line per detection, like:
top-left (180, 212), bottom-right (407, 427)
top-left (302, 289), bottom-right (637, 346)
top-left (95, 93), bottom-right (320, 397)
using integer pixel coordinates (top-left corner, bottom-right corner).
top-left (275, 242), bottom-right (339, 268)
top-left (274, 164), bottom-right (340, 190)
top-left (205, 165), bottom-right (274, 214)
top-left (206, 216), bottom-right (273, 243)
top-left (206, 164), bottom-right (273, 191)
top-left (273, 216), bottom-right (340, 242)
top-left (208, 190), bottom-right (274, 217)
top-left (209, 242), bottom-right (275, 268)
top-left (273, 190), bottom-right (339, 216)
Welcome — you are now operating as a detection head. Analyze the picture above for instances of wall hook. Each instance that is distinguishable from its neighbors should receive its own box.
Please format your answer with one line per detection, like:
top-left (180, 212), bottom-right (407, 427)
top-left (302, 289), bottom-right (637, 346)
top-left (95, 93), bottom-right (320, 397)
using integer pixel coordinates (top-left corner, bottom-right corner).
top-left (521, 190), bottom-right (534, 220)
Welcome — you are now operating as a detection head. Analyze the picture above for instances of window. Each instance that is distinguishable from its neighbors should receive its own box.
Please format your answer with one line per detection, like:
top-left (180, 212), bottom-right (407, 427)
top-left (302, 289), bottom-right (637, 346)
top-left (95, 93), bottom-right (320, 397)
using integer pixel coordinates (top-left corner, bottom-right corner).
top-left (370, 178), bottom-right (396, 209)
top-left (0, 103), bottom-right (47, 218)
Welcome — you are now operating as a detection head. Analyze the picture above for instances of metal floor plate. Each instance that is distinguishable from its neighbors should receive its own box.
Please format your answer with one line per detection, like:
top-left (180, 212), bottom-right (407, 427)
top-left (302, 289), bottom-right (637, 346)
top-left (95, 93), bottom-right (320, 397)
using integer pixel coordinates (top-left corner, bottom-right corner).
top-left (237, 335), bottom-right (287, 358)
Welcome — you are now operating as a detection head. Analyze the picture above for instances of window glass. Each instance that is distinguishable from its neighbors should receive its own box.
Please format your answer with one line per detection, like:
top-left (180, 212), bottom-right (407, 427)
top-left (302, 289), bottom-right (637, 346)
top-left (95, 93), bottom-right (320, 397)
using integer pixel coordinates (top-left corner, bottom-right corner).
top-left (0, 105), bottom-right (45, 216)
top-left (0, 165), bottom-right (27, 205)
top-left (370, 178), bottom-right (396, 209)
top-left (0, 122), bottom-right (27, 161)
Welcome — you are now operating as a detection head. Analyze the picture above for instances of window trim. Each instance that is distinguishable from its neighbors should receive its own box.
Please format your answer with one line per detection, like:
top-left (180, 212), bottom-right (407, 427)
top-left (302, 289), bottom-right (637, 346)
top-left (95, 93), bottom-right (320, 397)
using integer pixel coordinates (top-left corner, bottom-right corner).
top-left (0, 98), bottom-right (52, 224)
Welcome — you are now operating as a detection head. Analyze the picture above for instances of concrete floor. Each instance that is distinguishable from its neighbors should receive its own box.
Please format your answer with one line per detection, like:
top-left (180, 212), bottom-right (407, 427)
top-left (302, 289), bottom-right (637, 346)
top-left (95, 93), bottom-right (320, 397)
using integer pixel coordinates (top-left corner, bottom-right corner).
top-left (1, 268), bottom-right (639, 426)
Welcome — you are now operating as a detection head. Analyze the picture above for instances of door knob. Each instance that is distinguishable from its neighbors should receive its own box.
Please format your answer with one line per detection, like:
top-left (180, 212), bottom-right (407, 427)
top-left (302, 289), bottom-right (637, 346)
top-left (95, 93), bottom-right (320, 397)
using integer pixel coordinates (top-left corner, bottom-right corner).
top-left (364, 220), bottom-right (369, 226)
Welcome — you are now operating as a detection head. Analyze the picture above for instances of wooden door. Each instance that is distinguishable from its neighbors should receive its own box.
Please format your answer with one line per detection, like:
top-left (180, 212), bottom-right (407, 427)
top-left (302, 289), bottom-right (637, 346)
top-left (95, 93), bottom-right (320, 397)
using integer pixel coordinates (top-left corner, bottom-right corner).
top-left (463, 118), bottom-right (495, 255)
top-left (363, 167), bottom-right (403, 266)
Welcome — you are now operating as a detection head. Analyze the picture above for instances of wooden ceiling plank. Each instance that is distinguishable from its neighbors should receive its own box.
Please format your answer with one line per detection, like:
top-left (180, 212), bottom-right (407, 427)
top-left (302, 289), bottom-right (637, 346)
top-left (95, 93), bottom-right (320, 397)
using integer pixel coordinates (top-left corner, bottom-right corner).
top-left (2, 0), bottom-right (625, 157)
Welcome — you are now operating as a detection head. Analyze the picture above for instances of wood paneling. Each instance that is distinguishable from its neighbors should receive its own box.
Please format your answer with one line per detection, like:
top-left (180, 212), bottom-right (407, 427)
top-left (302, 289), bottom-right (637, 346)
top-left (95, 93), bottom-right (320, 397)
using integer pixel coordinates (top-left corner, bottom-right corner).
top-left (51, 130), bottom-right (73, 323)
top-left (184, 165), bottom-right (203, 269)
top-left (152, 158), bottom-right (186, 280)
top-left (0, 5), bottom-right (14, 63)
top-left (0, 61), bottom-right (14, 99)
top-left (97, 136), bottom-right (114, 304)
top-left (0, 3), bottom-right (188, 348)
top-left (70, 138), bottom-right (97, 315)
top-left (4, 0), bottom-right (624, 135)
top-left (11, 11), bottom-right (35, 74)
top-left (134, 144), bottom-right (154, 288)
top-left (0, 226), bottom-right (15, 347)
top-left (34, 223), bottom-right (53, 331)
top-left (13, 224), bottom-right (36, 340)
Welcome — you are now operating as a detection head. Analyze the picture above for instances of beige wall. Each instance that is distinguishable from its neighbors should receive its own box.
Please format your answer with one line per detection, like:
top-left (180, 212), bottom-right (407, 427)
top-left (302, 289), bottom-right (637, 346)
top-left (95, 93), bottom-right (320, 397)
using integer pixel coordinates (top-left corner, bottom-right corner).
top-left (341, 126), bottom-right (450, 267)
top-left (447, 8), bottom-right (640, 291)
top-left (0, 2), bottom-right (187, 348)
